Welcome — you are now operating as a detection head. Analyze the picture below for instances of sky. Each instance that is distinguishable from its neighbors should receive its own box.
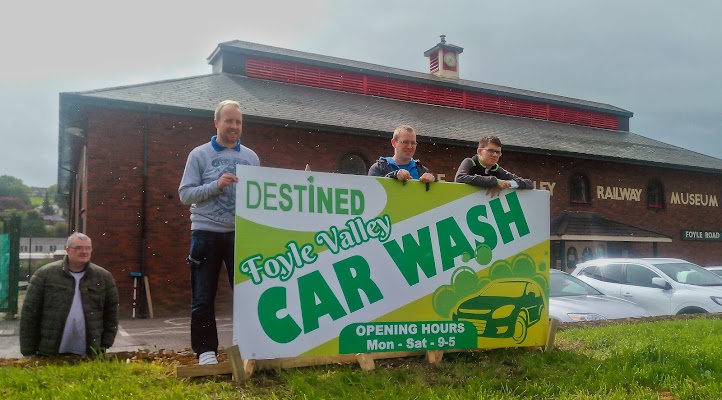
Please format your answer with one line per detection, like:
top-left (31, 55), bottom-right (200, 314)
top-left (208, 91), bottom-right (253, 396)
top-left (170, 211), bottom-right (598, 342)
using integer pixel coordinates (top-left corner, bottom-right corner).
top-left (1, 0), bottom-right (721, 188)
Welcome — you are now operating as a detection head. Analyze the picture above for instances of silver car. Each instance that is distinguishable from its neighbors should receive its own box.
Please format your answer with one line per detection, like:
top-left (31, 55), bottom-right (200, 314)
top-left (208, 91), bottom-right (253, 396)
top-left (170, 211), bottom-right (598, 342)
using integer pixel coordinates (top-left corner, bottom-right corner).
top-left (549, 269), bottom-right (649, 322)
top-left (573, 258), bottom-right (722, 316)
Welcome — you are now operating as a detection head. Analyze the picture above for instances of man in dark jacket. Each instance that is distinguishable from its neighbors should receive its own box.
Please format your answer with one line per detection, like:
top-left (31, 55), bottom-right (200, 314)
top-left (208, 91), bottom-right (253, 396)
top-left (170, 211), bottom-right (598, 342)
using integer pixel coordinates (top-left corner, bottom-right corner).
top-left (455, 135), bottom-right (533, 198)
top-left (368, 124), bottom-right (435, 183)
top-left (20, 233), bottom-right (119, 357)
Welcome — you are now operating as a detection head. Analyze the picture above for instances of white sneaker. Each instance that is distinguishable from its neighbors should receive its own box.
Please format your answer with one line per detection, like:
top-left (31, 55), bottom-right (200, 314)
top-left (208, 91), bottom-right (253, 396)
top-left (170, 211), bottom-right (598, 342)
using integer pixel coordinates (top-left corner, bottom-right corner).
top-left (199, 351), bottom-right (218, 365)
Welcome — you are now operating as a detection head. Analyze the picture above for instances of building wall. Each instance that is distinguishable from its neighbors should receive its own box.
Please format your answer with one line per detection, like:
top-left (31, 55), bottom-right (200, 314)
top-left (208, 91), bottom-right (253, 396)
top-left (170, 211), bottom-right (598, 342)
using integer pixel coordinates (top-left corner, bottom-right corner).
top-left (19, 237), bottom-right (66, 253)
top-left (80, 106), bottom-right (722, 317)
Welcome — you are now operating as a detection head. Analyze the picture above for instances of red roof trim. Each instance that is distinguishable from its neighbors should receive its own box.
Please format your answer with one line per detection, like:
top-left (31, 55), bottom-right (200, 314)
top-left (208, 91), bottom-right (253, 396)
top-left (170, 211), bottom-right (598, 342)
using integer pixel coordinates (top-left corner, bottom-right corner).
top-left (245, 57), bottom-right (618, 130)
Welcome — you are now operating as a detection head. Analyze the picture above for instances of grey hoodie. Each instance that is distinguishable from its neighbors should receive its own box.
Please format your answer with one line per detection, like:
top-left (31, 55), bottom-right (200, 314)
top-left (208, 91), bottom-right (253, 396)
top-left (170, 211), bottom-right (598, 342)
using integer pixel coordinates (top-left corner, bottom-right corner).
top-left (179, 138), bottom-right (260, 232)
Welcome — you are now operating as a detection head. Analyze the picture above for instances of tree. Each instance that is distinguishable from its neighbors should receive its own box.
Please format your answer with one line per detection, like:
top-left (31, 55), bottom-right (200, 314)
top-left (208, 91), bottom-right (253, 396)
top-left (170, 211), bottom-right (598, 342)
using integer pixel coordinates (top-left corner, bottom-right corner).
top-left (47, 184), bottom-right (59, 204)
top-left (20, 210), bottom-right (47, 237)
top-left (51, 222), bottom-right (69, 237)
top-left (0, 175), bottom-right (31, 205)
top-left (46, 183), bottom-right (69, 216)
top-left (0, 196), bottom-right (30, 211)
top-left (42, 191), bottom-right (53, 215)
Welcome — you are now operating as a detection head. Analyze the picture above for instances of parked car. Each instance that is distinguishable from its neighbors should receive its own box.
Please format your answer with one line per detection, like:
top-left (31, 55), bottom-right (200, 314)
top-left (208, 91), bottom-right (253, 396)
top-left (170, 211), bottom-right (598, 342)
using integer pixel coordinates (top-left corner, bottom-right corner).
top-left (572, 258), bottom-right (722, 316)
top-left (452, 279), bottom-right (544, 343)
top-left (705, 266), bottom-right (722, 277)
top-left (549, 270), bottom-right (649, 322)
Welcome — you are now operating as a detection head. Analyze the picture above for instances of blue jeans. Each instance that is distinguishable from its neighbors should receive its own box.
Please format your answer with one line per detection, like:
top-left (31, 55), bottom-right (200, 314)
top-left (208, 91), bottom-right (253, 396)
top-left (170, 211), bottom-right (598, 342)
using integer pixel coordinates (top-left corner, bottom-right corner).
top-left (188, 230), bottom-right (235, 356)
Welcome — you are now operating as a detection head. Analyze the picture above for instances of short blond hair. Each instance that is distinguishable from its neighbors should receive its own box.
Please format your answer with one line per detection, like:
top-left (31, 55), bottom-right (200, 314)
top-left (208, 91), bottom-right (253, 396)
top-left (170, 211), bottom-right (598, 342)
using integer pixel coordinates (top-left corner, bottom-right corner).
top-left (392, 125), bottom-right (415, 141)
top-left (214, 100), bottom-right (242, 121)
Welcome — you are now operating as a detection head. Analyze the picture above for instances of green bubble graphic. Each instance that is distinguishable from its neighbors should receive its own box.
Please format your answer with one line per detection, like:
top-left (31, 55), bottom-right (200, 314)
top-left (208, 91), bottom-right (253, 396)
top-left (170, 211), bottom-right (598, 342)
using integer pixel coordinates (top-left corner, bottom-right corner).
top-left (474, 244), bottom-right (493, 265)
top-left (432, 287), bottom-right (458, 318)
top-left (489, 260), bottom-right (513, 279)
top-left (511, 254), bottom-right (536, 277)
top-left (454, 269), bottom-right (479, 298)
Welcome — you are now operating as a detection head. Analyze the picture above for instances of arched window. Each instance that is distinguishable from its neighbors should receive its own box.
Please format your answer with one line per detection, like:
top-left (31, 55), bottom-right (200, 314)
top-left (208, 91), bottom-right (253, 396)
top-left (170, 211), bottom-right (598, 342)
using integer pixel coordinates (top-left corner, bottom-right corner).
top-left (582, 247), bottom-right (594, 263)
top-left (570, 173), bottom-right (591, 204)
top-left (647, 179), bottom-right (665, 209)
top-left (338, 154), bottom-right (368, 175)
top-left (566, 247), bottom-right (579, 271)
top-left (595, 243), bottom-right (607, 258)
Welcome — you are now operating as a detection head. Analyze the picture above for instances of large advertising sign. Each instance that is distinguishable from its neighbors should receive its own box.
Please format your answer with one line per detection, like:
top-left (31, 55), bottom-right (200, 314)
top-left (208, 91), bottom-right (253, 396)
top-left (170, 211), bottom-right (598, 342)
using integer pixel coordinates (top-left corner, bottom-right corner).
top-left (234, 166), bottom-right (550, 360)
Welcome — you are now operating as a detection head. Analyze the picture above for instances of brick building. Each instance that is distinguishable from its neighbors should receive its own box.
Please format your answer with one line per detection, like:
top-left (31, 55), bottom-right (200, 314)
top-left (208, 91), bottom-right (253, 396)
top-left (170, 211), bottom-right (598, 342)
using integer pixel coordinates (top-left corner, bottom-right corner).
top-left (57, 38), bottom-right (722, 317)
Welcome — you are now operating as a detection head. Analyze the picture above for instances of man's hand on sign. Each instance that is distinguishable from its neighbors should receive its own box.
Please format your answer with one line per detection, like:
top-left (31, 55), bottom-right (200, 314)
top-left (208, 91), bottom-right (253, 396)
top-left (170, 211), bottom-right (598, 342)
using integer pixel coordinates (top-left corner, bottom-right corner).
top-left (420, 172), bottom-right (435, 183)
top-left (486, 178), bottom-right (510, 198)
top-left (396, 169), bottom-right (411, 182)
top-left (486, 186), bottom-right (502, 198)
top-left (217, 173), bottom-right (239, 190)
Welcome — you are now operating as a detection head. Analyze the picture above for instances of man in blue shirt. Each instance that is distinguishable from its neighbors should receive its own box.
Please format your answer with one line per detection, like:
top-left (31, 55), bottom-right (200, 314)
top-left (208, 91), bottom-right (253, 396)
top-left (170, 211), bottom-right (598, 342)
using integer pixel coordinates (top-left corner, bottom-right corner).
top-left (178, 100), bottom-right (260, 365)
top-left (368, 125), bottom-right (435, 183)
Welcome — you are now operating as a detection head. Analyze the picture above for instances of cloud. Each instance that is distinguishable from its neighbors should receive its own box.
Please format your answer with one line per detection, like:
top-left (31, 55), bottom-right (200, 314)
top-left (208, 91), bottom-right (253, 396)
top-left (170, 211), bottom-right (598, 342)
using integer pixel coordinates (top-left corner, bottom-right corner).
top-left (1, 0), bottom-right (721, 186)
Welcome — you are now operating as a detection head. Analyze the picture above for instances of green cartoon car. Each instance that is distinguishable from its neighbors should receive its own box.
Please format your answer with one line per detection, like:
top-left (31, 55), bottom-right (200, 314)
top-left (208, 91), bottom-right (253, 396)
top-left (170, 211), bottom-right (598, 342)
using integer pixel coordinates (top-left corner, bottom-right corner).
top-left (452, 279), bottom-right (545, 343)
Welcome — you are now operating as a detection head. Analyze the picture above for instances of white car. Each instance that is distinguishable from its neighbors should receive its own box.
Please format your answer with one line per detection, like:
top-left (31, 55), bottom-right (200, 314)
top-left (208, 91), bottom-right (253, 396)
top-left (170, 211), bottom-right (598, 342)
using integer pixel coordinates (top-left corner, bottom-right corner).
top-left (572, 258), bottom-right (722, 316)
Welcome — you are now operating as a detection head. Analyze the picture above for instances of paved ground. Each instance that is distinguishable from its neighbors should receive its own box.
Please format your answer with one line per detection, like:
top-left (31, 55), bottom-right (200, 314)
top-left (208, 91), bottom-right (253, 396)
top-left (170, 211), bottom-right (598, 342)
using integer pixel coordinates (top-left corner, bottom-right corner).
top-left (0, 313), bottom-right (233, 359)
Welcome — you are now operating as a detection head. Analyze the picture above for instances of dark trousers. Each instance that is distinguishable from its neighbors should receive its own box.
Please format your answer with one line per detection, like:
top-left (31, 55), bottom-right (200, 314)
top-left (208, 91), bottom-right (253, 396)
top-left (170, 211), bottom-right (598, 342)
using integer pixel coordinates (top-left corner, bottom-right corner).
top-left (188, 230), bottom-right (234, 356)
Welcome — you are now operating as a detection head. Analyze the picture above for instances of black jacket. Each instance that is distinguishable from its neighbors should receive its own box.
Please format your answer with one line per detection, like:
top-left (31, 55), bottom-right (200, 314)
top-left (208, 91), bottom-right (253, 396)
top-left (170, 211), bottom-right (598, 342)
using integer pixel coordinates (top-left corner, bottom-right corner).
top-left (454, 154), bottom-right (533, 189)
top-left (368, 157), bottom-right (430, 179)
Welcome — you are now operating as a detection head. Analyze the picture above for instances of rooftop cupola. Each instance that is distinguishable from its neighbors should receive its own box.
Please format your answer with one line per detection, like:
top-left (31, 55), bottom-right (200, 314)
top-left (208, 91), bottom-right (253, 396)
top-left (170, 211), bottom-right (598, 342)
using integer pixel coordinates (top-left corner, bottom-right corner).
top-left (423, 35), bottom-right (464, 79)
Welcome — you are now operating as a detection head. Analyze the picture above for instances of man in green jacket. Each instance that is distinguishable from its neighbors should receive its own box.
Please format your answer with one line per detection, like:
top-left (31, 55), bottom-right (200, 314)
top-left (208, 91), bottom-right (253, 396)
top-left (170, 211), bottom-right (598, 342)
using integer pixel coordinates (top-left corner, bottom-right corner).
top-left (20, 233), bottom-right (119, 356)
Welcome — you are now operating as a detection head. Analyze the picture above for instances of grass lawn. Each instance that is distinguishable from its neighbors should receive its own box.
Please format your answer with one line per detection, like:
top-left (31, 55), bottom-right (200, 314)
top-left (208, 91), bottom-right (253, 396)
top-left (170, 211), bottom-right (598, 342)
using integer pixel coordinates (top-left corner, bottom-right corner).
top-left (1, 317), bottom-right (721, 399)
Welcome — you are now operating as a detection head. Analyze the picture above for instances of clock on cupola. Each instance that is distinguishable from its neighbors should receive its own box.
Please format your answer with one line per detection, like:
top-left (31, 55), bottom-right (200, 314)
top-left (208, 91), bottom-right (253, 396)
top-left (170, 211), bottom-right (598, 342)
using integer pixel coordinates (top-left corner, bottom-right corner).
top-left (423, 35), bottom-right (464, 79)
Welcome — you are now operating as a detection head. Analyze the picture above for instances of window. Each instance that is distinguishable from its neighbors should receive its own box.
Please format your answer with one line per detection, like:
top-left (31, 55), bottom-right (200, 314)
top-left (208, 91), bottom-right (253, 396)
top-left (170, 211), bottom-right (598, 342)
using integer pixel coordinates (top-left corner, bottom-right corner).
top-left (35, 245), bottom-right (42, 252)
top-left (595, 243), bottom-right (607, 258)
top-left (647, 179), bottom-right (665, 209)
top-left (570, 173), bottom-right (591, 204)
top-left (566, 247), bottom-right (578, 270)
top-left (581, 247), bottom-right (594, 263)
top-left (338, 154), bottom-right (367, 175)
top-left (50, 245), bottom-right (57, 252)
top-left (21, 245), bottom-right (28, 252)
top-left (578, 265), bottom-right (597, 278)
top-left (625, 264), bottom-right (660, 288)
top-left (594, 263), bottom-right (624, 283)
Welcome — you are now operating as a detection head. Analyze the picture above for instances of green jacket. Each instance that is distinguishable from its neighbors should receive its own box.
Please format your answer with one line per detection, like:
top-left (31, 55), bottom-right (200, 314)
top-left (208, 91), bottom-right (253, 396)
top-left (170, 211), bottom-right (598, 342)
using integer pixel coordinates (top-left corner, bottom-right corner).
top-left (19, 257), bottom-right (119, 356)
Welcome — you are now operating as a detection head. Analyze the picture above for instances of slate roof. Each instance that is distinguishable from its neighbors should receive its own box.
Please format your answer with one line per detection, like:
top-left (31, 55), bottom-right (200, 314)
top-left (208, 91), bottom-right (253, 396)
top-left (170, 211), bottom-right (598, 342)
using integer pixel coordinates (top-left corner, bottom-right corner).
top-left (551, 211), bottom-right (672, 241)
top-left (64, 73), bottom-right (722, 173)
top-left (212, 40), bottom-right (632, 116)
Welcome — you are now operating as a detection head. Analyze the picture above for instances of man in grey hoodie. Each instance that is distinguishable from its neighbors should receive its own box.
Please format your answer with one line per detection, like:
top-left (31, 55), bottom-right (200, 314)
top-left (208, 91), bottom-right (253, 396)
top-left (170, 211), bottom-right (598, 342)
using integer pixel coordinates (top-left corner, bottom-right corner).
top-left (455, 135), bottom-right (532, 198)
top-left (178, 100), bottom-right (260, 365)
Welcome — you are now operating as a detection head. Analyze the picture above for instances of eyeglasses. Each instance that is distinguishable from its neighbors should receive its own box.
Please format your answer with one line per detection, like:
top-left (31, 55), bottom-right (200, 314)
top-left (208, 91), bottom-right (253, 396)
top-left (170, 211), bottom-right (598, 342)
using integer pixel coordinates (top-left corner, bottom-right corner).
top-left (397, 140), bottom-right (418, 146)
top-left (482, 148), bottom-right (502, 156)
top-left (69, 246), bottom-right (93, 252)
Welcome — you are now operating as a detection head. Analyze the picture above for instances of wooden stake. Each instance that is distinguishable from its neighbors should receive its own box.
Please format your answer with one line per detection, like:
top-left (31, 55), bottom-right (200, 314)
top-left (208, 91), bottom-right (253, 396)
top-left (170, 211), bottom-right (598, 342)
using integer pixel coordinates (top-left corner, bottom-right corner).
top-left (425, 350), bottom-right (444, 364)
top-left (545, 318), bottom-right (559, 352)
top-left (175, 362), bottom-right (232, 378)
top-left (143, 275), bottom-right (154, 319)
top-left (227, 345), bottom-right (247, 382)
top-left (356, 353), bottom-right (375, 371)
